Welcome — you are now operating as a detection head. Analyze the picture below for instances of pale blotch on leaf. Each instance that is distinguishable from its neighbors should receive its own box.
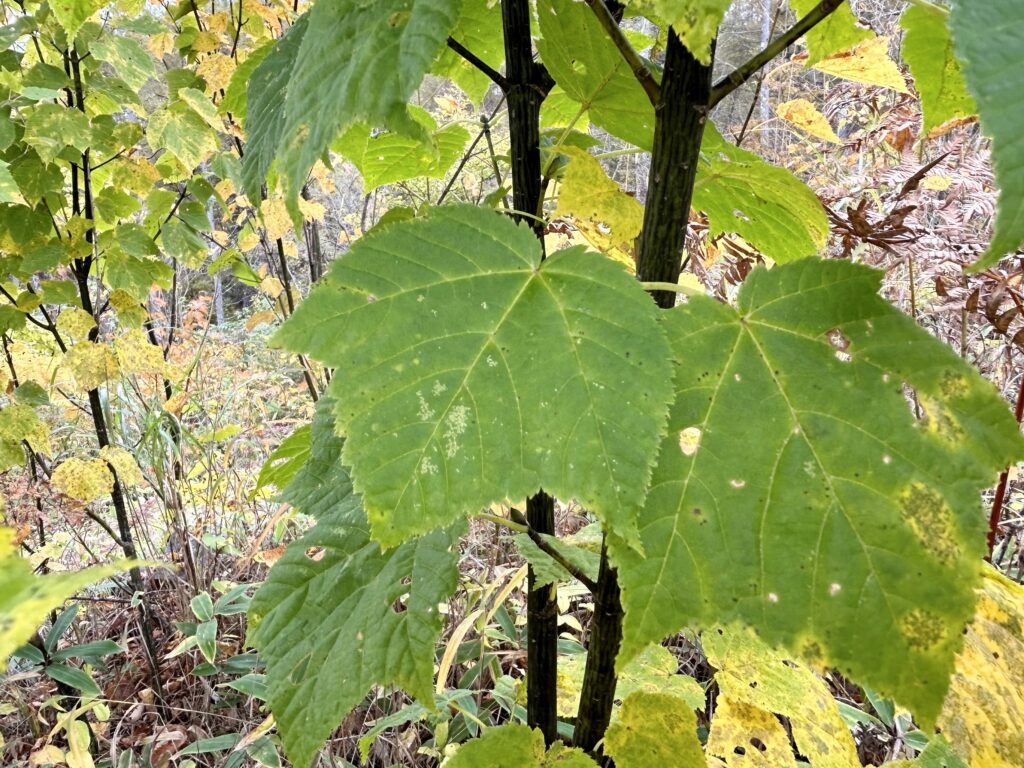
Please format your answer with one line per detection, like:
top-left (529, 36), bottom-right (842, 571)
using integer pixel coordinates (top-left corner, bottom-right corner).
top-left (901, 607), bottom-right (948, 651)
top-left (898, 482), bottom-right (960, 565)
top-left (678, 427), bottom-right (702, 457)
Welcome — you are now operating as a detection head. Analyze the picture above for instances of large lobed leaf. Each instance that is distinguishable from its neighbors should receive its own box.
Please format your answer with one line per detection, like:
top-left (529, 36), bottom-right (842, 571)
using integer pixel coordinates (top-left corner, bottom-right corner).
top-left (950, 0), bottom-right (1024, 268)
top-left (242, 0), bottom-right (460, 204)
top-left (248, 398), bottom-right (461, 768)
top-left (274, 205), bottom-right (674, 548)
top-left (612, 259), bottom-right (1024, 726)
top-left (937, 567), bottom-right (1024, 767)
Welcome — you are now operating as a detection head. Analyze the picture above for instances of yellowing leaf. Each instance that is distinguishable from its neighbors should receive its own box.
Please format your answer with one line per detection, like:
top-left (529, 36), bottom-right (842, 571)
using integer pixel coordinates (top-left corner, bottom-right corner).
top-left (703, 625), bottom-right (860, 768)
top-left (197, 52), bottom-right (236, 94)
top-left (259, 276), bottom-right (285, 299)
top-left (147, 32), bottom-right (176, 59)
top-left (708, 697), bottom-right (797, 767)
top-left (298, 197), bottom-right (326, 222)
top-left (605, 692), bottom-right (706, 768)
top-left (625, 0), bottom-right (730, 65)
top-left (776, 98), bottom-right (841, 144)
top-left (261, 198), bottom-right (293, 242)
top-left (63, 343), bottom-right (119, 391)
top-left (50, 0), bottom-right (104, 43)
top-left (56, 308), bottom-right (97, 341)
top-left (556, 146), bottom-right (643, 248)
top-left (922, 175), bottom-right (953, 191)
top-left (0, 403), bottom-right (51, 458)
top-left (99, 446), bottom-right (144, 488)
top-left (113, 329), bottom-right (165, 376)
top-left (246, 310), bottom-right (278, 331)
top-left (51, 458), bottom-right (114, 502)
top-left (813, 37), bottom-right (910, 94)
top-left (557, 644), bottom-right (705, 718)
top-left (938, 568), bottom-right (1024, 768)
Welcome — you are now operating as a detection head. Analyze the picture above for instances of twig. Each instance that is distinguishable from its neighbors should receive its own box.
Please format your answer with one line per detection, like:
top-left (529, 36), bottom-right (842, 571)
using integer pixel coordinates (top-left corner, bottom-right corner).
top-left (987, 369), bottom-right (1024, 559)
top-left (436, 95), bottom-right (507, 205)
top-left (582, 0), bottom-right (660, 105)
top-left (447, 37), bottom-right (509, 90)
top-left (709, 0), bottom-right (845, 108)
top-left (509, 508), bottom-right (599, 592)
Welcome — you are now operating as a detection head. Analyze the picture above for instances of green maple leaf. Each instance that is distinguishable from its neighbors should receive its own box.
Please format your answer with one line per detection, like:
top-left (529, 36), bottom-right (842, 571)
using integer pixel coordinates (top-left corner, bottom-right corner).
top-left (537, 0), bottom-right (655, 150)
top-left (901, 4), bottom-right (975, 136)
top-left (695, 124), bottom-right (829, 263)
top-left (432, 0), bottom-right (504, 104)
top-left (790, 0), bottom-right (873, 66)
top-left (613, 258), bottom-right (1024, 726)
top-left (624, 0), bottom-right (730, 64)
top-left (248, 398), bottom-right (461, 768)
top-left (950, 0), bottom-right (1024, 268)
top-left (333, 105), bottom-right (469, 192)
top-left (243, 0), bottom-right (460, 205)
top-left (273, 204), bottom-right (674, 548)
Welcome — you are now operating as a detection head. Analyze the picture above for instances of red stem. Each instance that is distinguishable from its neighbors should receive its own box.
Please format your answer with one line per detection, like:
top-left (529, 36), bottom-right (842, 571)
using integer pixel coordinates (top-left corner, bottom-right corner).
top-left (987, 370), bottom-right (1024, 558)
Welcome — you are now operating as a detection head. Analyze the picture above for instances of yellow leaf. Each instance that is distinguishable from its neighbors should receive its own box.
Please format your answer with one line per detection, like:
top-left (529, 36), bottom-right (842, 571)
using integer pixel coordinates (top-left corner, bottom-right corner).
top-left (30, 745), bottom-right (66, 765)
top-left (189, 30), bottom-right (222, 54)
top-left (99, 446), bottom-right (144, 487)
top-left (51, 458), bottom-right (113, 502)
top-left (260, 198), bottom-right (293, 242)
top-left (246, 310), bottom-right (277, 331)
top-left (556, 146), bottom-right (643, 247)
top-left (938, 568), bottom-right (1024, 768)
top-left (708, 698), bottom-right (797, 767)
top-left (703, 625), bottom-right (860, 768)
top-left (66, 720), bottom-right (94, 768)
top-left (215, 179), bottom-right (235, 199)
top-left (922, 175), bottom-right (953, 191)
top-left (147, 32), bottom-right (175, 59)
top-left (776, 99), bottom-right (842, 144)
top-left (813, 37), bottom-right (910, 94)
top-left (197, 53), bottom-right (236, 94)
top-left (259, 276), bottom-right (284, 299)
top-left (56, 309), bottom-right (96, 342)
top-left (108, 290), bottom-right (148, 327)
top-left (0, 403), bottom-right (52, 456)
top-left (239, 231), bottom-right (261, 252)
top-left (113, 329), bottom-right (165, 376)
top-left (63, 343), bottom-right (118, 391)
top-left (297, 197), bottom-right (326, 222)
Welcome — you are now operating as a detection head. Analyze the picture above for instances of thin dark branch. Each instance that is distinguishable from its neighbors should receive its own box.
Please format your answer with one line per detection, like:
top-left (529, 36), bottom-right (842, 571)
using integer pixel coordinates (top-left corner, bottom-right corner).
top-left (510, 508), bottom-right (598, 592)
top-left (447, 36), bottom-right (509, 90)
top-left (582, 0), bottom-right (660, 105)
top-left (988, 369), bottom-right (1024, 558)
top-left (710, 0), bottom-right (844, 108)
top-left (436, 95), bottom-right (507, 205)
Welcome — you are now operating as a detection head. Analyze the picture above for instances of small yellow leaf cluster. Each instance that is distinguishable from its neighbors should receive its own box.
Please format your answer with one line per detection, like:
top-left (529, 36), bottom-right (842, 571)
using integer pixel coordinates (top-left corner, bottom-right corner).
top-left (261, 198), bottom-right (293, 242)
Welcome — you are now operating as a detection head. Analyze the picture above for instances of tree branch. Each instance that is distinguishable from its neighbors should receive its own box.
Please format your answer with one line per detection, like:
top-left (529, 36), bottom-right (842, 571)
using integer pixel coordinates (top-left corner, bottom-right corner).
top-left (510, 508), bottom-right (599, 592)
top-left (447, 36), bottom-right (509, 91)
top-left (583, 0), bottom-right (660, 105)
top-left (709, 0), bottom-right (844, 108)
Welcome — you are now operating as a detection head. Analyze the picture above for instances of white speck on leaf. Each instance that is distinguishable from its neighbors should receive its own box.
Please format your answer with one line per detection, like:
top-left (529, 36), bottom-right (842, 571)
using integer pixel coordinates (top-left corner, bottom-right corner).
top-left (678, 427), bottom-right (702, 456)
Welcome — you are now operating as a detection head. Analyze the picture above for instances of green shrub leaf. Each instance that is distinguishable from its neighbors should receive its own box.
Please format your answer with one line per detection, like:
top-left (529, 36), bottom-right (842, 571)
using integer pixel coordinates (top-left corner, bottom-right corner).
top-left (537, 0), bottom-right (655, 150)
top-left (447, 724), bottom-right (597, 767)
top-left (273, 205), bottom-right (674, 548)
top-left (248, 398), bottom-right (462, 768)
top-left (790, 0), bottom-right (873, 66)
top-left (951, 0), bottom-right (1024, 268)
top-left (242, 0), bottom-right (460, 204)
top-left (901, 4), bottom-right (975, 136)
top-left (695, 124), bottom-right (829, 263)
top-left (613, 259), bottom-right (1024, 726)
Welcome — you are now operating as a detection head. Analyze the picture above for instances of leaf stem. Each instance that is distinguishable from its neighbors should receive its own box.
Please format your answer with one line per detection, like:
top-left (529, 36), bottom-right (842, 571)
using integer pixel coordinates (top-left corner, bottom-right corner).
top-left (581, 0), bottom-right (660, 105)
top-left (709, 0), bottom-right (845, 108)
top-left (446, 36), bottom-right (510, 91)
